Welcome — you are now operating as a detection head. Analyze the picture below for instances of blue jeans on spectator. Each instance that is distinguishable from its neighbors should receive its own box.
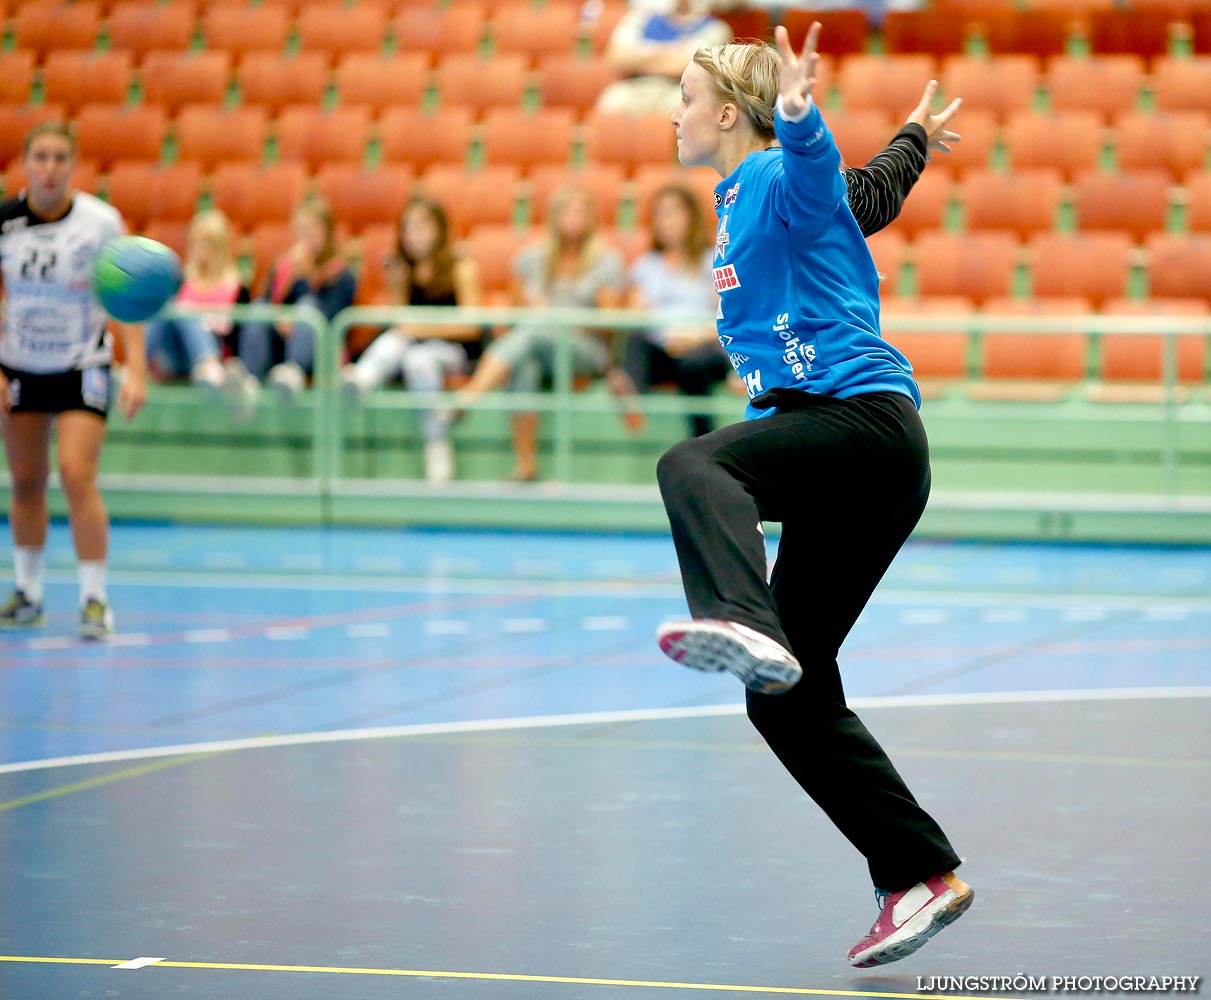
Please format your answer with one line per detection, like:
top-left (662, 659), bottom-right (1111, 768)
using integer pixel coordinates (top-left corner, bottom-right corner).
top-left (236, 311), bottom-right (318, 379)
top-left (144, 317), bottom-right (221, 379)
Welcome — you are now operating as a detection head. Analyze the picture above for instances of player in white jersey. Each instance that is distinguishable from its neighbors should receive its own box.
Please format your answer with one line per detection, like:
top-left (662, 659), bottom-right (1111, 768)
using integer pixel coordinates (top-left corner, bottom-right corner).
top-left (0, 123), bottom-right (147, 639)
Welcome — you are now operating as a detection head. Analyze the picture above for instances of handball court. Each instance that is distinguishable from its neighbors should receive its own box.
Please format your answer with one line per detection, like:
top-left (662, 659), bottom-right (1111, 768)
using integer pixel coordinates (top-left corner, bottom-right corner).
top-left (0, 524), bottom-right (1207, 999)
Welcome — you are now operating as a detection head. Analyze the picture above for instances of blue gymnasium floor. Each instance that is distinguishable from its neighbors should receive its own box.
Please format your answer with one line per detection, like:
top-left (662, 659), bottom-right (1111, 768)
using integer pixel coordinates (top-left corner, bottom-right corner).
top-left (0, 524), bottom-right (1208, 999)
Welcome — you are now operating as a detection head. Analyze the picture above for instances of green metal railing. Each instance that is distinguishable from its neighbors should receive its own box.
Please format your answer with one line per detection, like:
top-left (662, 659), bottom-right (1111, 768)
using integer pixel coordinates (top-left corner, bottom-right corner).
top-left (156, 302), bottom-right (1210, 496)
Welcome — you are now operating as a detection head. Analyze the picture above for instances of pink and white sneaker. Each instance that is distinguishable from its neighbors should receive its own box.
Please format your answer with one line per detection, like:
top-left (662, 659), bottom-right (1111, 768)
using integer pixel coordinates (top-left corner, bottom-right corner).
top-left (847, 871), bottom-right (974, 968)
top-left (656, 619), bottom-right (802, 694)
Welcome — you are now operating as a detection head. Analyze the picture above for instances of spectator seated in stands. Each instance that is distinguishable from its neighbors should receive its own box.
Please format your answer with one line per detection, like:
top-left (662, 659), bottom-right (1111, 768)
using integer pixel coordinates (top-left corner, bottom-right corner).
top-left (340, 196), bottom-right (483, 485)
top-left (235, 196), bottom-right (357, 403)
top-left (616, 183), bottom-right (732, 438)
top-left (597, 0), bottom-right (732, 115)
top-left (450, 186), bottom-right (627, 483)
top-left (144, 209), bottom-right (256, 417)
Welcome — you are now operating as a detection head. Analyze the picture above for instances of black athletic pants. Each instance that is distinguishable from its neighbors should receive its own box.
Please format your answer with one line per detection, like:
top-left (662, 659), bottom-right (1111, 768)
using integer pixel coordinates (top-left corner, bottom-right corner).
top-left (656, 388), bottom-right (961, 890)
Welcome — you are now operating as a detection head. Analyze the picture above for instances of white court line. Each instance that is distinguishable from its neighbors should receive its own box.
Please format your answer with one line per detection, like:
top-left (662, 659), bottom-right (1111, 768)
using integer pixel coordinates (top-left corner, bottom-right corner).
top-left (582, 616), bottom-right (629, 631)
top-left (503, 618), bottom-right (549, 633)
top-left (26, 568), bottom-right (1211, 609)
top-left (183, 629), bottom-right (231, 644)
top-left (424, 620), bottom-right (469, 635)
top-left (264, 627), bottom-right (308, 641)
top-left (112, 957), bottom-right (165, 971)
top-left (346, 623), bottom-right (391, 638)
top-left (1, 686), bottom-right (1207, 776)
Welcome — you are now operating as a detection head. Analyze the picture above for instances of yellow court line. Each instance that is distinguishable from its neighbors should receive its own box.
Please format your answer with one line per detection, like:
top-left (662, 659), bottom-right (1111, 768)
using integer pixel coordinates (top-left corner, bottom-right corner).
top-left (0, 752), bottom-right (217, 813)
top-left (0, 956), bottom-right (1016, 1000)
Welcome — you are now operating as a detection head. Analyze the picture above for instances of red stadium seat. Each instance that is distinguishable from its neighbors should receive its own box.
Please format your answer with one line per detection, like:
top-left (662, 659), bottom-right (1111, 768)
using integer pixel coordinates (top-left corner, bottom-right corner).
top-left (480, 109), bottom-right (576, 174)
top-left (0, 52), bottom-right (36, 104)
top-left (977, 10), bottom-right (1073, 59)
top-left (104, 161), bottom-right (202, 232)
top-left (334, 53), bottom-right (428, 115)
top-left (914, 230), bottom-right (1021, 303)
top-left (175, 105), bottom-right (268, 171)
top-left (1114, 111), bottom-right (1210, 180)
top-left (379, 107), bottom-right (474, 170)
top-left (315, 164), bottom-right (414, 234)
top-left (12, 2), bottom-right (99, 58)
top-left (141, 51), bottom-right (231, 114)
top-left (1073, 169), bottom-right (1172, 241)
top-left (1145, 232), bottom-right (1211, 299)
top-left (237, 53), bottom-right (329, 115)
top-left (882, 10), bottom-right (968, 58)
top-left (783, 9), bottom-right (871, 57)
top-left (1089, 7), bottom-right (1188, 63)
top-left (201, 7), bottom-right (291, 59)
top-left (76, 105), bottom-right (167, 168)
top-left (209, 162), bottom-right (310, 233)
top-left (43, 51), bottom-right (132, 114)
top-left (1028, 232), bottom-right (1134, 307)
top-left (297, 4), bottom-right (389, 63)
top-left (107, 2), bottom-right (194, 58)
top-left (276, 106), bottom-right (372, 171)
top-left (959, 168), bottom-right (1063, 238)
top-left (1045, 55), bottom-right (1146, 123)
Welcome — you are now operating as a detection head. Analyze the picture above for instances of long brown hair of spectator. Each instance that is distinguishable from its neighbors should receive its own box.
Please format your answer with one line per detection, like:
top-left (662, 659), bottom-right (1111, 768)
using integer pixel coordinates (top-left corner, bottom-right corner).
top-left (397, 196), bottom-right (456, 300)
top-left (294, 195), bottom-right (339, 267)
top-left (649, 184), bottom-right (712, 259)
top-left (541, 185), bottom-right (606, 287)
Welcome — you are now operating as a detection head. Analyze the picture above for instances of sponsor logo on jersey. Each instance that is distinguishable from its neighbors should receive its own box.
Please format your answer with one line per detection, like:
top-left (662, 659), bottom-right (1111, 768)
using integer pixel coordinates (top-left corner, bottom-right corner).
top-left (723, 183), bottom-right (740, 206)
top-left (714, 214), bottom-right (730, 261)
top-left (713, 192), bottom-right (723, 208)
top-left (772, 312), bottom-right (814, 382)
top-left (713, 264), bottom-right (740, 292)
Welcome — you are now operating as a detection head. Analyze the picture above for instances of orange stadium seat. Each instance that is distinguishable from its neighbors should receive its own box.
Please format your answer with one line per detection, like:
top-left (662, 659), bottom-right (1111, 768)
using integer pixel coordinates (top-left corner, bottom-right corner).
top-left (882, 11), bottom-right (968, 58)
top-left (434, 54), bottom-right (529, 115)
top-left (141, 51), bottom-right (231, 114)
top-left (1185, 171), bottom-right (1211, 232)
top-left (334, 53), bottom-right (428, 115)
top-left (977, 297), bottom-right (1091, 385)
top-left (1029, 231), bottom-right (1134, 307)
top-left (837, 55), bottom-right (937, 116)
top-left (1114, 111), bottom-right (1210, 180)
top-left (1149, 56), bottom-right (1211, 113)
top-left (978, 10), bottom-right (1072, 58)
top-left (1004, 111), bottom-right (1103, 180)
top-left (276, 106), bottom-right (372, 171)
top-left (104, 161), bottom-right (202, 232)
top-left (1073, 169), bottom-right (1172, 241)
top-left (629, 165), bottom-right (718, 226)
top-left (75, 104), bottom-right (166, 168)
top-left (480, 109), bottom-right (576, 173)
top-left (783, 9), bottom-right (870, 57)
top-left (247, 223), bottom-right (295, 290)
top-left (315, 164), bottom-right (414, 234)
top-left (928, 109), bottom-right (998, 176)
top-left (379, 107), bottom-right (474, 170)
top-left (880, 296), bottom-right (974, 386)
top-left (0, 104), bottom-right (66, 169)
top-left (1145, 232), bottom-right (1211, 299)
top-left (960, 168), bottom-right (1063, 238)
top-left (824, 111), bottom-right (896, 166)
top-left (527, 164), bottom-right (626, 227)
top-left (462, 224), bottom-right (536, 302)
top-left (0, 52), bottom-right (35, 104)
top-left (209, 162), bottom-right (309, 233)
top-left (413, 166), bottom-right (521, 236)
top-left (42, 51), bottom-right (132, 114)
top-left (914, 230), bottom-right (1021, 302)
top-left (1099, 298), bottom-right (1209, 385)
top-left (887, 167), bottom-right (953, 238)
top-left (865, 230), bottom-right (907, 295)
top-left (940, 56), bottom-right (1040, 121)
top-left (12, 2), bottom-right (100, 58)
top-left (201, 7), bottom-right (291, 59)
top-left (142, 219), bottom-right (189, 257)
top-left (1089, 7), bottom-right (1187, 63)
top-left (1045, 55), bottom-right (1145, 122)
top-left (350, 223), bottom-right (397, 307)
top-left (1029, 0), bottom-right (1114, 14)
top-left (394, 4), bottom-right (486, 61)
top-left (107, 2), bottom-right (194, 58)
top-left (237, 53), bottom-right (329, 116)
top-left (535, 55), bottom-right (623, 115)
top-left (297, 4), bottom-right (389, 62)
top-left (175, 105), bottom-right (268, 171)
top-left (491, 2), bottom-right (581, 63)
top-left (584, 111), bottom-right (677, 175)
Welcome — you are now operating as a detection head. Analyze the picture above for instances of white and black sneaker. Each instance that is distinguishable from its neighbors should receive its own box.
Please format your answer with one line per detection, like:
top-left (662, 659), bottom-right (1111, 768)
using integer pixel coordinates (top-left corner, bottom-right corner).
top-left (0, 589), bottom-right (44, 628)
top-left (656, 619), bottom-right (802, 694)
top-left (79, 597), bottom-right (114, 641)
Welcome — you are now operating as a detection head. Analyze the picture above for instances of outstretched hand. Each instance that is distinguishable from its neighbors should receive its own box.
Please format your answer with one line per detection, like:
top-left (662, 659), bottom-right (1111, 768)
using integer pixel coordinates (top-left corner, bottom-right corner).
top-left (905, 80), bottom-right (962, 159)
top-left (774, 21), bottom-right (820, 120)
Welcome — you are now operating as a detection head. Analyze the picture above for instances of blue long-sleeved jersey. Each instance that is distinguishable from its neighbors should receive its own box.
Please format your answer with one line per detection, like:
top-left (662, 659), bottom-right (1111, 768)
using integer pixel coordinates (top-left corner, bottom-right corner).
top-left (711, 101), bottom-right (921, 419)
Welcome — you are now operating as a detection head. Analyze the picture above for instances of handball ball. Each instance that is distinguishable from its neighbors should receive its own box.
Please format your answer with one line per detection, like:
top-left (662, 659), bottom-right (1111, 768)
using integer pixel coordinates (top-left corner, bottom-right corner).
top-left (91, 235), bottom-right (182, 323)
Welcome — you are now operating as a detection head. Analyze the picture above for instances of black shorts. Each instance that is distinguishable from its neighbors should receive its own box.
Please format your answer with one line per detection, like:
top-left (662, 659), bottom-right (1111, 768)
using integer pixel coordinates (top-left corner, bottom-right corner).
top-left (2, 365), bottom-right (111, 419)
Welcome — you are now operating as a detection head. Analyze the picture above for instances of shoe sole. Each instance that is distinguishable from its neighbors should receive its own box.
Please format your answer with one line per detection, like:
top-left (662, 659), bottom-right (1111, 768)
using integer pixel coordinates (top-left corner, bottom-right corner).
top-left (657, 621), bottom-right (802, 695)
top-left (79, 626), bottom-right (112, 642)
top-left (0, 615), bottom-right (45, 629)
top-left (849, 884), bottom-right (975, 968)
